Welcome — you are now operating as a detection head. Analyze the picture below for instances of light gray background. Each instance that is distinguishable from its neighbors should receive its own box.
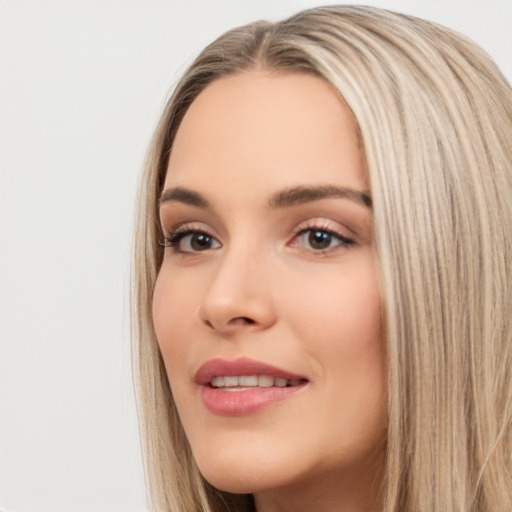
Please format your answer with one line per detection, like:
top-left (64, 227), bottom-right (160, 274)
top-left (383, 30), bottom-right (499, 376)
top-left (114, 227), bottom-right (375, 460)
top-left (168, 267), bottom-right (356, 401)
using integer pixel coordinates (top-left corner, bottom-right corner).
top-left (1, 1), bottom-right (511, 511)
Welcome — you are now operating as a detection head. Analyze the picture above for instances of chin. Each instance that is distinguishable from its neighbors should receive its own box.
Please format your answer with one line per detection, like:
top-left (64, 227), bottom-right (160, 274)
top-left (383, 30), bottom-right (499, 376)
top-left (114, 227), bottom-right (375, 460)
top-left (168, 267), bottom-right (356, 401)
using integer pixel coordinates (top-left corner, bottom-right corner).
top-left (202, 473), bottom-right (260, 495)
top-left (192, 441), bottom-right (296, 495)
top-left (197, 460), bottom-right (274, 494)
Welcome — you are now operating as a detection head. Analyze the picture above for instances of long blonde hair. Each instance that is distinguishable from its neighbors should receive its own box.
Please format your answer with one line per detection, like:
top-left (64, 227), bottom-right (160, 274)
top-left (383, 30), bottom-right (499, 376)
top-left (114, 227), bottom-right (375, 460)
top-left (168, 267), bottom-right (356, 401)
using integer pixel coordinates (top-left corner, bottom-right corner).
top-left (132, 6), bottom-right (512, 511)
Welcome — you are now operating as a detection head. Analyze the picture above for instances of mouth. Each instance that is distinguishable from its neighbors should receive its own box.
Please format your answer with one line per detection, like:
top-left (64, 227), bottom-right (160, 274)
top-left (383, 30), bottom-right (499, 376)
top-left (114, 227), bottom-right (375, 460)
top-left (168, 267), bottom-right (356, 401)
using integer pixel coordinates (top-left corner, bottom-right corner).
top-left (195, 358), bottom-right (309, 415)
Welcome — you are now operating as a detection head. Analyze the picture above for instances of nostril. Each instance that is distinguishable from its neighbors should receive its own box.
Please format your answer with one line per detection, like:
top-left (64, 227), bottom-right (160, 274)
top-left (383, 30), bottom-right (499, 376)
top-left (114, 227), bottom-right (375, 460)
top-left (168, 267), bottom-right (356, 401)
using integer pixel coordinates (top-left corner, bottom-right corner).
top-left (202, 316), bottom-right (256, 330)
top-left (231, 317), bottom-right (256, 325)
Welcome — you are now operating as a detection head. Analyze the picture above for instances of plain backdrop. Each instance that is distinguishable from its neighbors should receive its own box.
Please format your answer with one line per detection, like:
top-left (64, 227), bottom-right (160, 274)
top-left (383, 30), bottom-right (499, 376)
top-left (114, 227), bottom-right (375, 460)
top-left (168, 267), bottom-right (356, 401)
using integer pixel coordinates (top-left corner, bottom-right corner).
top-left (1, 1), bottom-right (511, 511)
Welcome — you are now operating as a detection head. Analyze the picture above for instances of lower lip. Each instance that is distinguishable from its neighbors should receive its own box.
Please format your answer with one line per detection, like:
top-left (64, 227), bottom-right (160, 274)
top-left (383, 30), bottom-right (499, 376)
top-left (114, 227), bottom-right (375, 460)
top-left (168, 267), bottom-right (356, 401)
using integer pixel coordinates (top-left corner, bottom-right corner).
top-left (201, 384), bottom-right (306, 415)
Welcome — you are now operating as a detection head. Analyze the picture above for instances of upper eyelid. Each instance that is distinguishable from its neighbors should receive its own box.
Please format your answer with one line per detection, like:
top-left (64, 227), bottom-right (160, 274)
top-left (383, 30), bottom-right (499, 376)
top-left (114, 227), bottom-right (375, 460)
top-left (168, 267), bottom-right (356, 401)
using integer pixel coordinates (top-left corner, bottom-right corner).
top-left (291, 218), bottom-right (354, 237)
top-left (158, 206), bottom-right (221, 236)
top-left (295, 226), bottom-right (349, 238)
top-left (162, 220), bottom-right (216, 236)
top-left (159, 196), bottom-right (369, 232)
top-left (291, 226), bottom-right (354, 247)
top-left (160, 214), bottom-right (363, 249)
top-left (160, 222), bottom-right (218, 248)
top-left (162, 218), bottom-right (353, 238)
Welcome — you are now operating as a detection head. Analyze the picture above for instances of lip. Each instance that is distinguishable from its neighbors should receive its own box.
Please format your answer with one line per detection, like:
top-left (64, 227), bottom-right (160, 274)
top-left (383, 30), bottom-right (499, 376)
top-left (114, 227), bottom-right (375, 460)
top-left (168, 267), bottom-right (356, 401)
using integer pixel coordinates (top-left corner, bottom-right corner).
top-left (195, 357), bottom-right (306, 384)
top-left (195, 357), bottom-right (308, 416)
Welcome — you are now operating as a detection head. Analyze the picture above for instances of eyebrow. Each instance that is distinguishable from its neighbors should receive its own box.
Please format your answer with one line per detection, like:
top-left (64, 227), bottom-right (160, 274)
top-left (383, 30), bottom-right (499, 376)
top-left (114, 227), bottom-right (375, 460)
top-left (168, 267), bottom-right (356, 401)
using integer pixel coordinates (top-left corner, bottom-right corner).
top-left (158, 184), bottom-right (372, 210)
top-left (268, 185), bottom-right (372, 209)
top-left (158, 187), bottom-right (211, 209)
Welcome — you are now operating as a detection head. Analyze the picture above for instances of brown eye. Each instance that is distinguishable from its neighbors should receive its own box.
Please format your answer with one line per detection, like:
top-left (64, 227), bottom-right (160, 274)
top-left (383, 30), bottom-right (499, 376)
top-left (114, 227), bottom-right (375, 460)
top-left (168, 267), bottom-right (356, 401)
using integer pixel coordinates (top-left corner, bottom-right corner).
top-left (308, 230), bottom-right (333, 250)
top-left (164, 230), bottom-right (221, 253)
top-left (188, 233), bottom-right (215, 251)
top-left (295, 228), bottom-right (354, 252)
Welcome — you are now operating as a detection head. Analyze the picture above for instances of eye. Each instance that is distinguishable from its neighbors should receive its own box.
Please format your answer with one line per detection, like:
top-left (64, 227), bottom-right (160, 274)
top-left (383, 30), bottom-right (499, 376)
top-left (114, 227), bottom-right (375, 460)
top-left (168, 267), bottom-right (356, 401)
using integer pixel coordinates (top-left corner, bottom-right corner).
top-left (162, 229), bottom-right (221, 253)
top-left (293, 228), bottom-right (354, 252)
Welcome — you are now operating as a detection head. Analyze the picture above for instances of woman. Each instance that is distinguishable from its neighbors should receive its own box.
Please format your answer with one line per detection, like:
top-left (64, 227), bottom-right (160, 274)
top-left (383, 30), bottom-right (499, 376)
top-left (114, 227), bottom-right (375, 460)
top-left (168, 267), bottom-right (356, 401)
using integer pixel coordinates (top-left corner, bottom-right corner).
top-left (132, 5), bottom-right (512, 512)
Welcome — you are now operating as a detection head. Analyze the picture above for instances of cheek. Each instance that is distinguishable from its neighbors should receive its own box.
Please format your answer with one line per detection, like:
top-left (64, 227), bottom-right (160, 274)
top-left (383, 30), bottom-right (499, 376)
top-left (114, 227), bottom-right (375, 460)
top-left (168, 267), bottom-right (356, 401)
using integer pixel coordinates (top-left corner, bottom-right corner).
top-left (281, 254), bottom-right (385, 420)
top-left (152, 269), bottom-right (198, 379)
top-left (283, 253), bottom-right (381, 355)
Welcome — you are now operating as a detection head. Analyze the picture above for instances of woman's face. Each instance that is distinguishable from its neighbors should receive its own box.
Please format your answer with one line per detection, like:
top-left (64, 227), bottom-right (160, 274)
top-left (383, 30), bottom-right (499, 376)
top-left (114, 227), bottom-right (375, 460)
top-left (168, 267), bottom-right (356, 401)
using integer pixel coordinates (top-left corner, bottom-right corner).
top-left (153, 71), bottom-right (386, 508)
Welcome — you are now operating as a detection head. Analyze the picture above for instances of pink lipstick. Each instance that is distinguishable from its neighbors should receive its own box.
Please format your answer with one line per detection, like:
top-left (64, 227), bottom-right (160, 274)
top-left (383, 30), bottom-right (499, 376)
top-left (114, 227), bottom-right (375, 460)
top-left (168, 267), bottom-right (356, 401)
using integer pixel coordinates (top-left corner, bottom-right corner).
top-left (195, 357), bottom-right (308, 415)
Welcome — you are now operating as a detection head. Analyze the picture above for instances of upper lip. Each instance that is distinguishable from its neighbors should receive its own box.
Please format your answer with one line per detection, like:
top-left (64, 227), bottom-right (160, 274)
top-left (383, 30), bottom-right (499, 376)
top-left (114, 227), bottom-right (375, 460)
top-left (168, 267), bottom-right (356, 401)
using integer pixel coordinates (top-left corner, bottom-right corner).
top-left (194, 357), bottom-right (307, 385)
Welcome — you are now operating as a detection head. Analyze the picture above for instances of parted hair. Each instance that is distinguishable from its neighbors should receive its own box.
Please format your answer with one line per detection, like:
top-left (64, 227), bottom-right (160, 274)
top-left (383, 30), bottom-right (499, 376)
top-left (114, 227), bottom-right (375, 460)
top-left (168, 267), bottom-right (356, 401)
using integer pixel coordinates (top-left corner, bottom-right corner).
top-left (132, 5), bottom-right (512, 511)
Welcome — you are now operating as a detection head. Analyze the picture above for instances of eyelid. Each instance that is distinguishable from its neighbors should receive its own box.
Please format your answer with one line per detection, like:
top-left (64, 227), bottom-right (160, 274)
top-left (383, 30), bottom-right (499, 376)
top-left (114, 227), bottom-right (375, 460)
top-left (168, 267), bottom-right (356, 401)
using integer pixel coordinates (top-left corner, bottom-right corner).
top-left (160, 218), bottom-right (357, 255)
top-left (161, 220), bottom-right (214, 238)
top-left (160, 222), bottom-right (221, 253)
top-left (288, 218), bottom-right (355, 251)
top-left (291, 218), bottom-right (351, 238)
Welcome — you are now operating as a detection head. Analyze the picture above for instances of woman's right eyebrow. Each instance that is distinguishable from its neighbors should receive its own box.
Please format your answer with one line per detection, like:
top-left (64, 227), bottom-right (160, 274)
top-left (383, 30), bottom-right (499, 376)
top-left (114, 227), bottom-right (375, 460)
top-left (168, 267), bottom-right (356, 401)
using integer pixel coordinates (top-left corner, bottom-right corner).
top-left (158, 187), bottom-right (211, 209)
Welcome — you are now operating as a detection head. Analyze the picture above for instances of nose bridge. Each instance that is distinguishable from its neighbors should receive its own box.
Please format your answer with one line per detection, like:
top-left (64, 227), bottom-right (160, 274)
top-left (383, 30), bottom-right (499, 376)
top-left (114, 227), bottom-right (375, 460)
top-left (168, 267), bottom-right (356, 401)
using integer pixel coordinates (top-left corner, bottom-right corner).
top-left (199, 235), bottom-right (275, 332)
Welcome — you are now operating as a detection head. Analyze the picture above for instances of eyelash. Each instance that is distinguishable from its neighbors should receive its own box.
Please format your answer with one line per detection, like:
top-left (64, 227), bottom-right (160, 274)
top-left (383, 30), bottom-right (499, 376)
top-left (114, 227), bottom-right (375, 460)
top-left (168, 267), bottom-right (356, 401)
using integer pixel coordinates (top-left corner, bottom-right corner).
top-left (160, 226), bottom-right (219, 252)
top-left (292, 225), bottom-right (354, 252)
top-left (160, 222), bottom-right (354, 254)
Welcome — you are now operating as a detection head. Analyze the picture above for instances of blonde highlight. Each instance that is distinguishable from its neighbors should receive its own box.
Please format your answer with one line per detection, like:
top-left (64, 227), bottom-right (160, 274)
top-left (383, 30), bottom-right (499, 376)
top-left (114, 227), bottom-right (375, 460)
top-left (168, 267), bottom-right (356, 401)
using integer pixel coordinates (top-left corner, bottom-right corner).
top-left (132, 6), bottom-right (512, 511)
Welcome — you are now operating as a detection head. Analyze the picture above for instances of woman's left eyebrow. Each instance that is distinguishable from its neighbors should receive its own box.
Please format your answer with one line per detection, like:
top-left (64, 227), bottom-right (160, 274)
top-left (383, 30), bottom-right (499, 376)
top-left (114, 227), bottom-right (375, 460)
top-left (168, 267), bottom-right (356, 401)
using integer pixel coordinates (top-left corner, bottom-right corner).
top-left (268, 185), bottom-right (372, 209)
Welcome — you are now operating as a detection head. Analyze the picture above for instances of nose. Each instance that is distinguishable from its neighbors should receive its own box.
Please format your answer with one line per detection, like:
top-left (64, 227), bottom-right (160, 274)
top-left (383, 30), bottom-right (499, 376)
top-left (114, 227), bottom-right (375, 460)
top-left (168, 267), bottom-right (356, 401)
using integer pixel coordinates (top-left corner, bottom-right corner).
top-left (198, 246), bottom-right (277, 335)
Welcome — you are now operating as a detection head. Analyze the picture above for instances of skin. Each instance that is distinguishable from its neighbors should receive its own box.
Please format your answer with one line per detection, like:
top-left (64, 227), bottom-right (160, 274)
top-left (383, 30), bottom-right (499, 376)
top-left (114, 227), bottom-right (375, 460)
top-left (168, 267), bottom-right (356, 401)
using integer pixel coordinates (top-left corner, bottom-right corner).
top-left (153, 70), bottom-right (387, 512)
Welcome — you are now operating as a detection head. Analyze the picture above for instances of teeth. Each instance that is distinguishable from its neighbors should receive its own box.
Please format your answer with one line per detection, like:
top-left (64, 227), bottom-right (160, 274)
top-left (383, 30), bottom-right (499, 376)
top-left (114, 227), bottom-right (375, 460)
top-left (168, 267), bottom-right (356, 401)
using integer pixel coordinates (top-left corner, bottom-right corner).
top-left (275, 378), bottom-right (287, 387)
top-left (210, 375), bottom-right (303, 388)
top-left (223, 376), bottom-right (238, 387)
top-left (211, 376), bottom-right (224, 387)
top-left (239, 375), bottom-right (258, 386)
top-left (258, 375), bottom-right (274, 387)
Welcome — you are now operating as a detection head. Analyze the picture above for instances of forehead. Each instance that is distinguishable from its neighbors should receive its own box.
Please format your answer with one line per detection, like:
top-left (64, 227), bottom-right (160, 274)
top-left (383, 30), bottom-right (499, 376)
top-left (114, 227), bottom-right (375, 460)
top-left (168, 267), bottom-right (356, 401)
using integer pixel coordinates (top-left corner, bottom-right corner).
top-left (165, 70), bottom-right (366, 195)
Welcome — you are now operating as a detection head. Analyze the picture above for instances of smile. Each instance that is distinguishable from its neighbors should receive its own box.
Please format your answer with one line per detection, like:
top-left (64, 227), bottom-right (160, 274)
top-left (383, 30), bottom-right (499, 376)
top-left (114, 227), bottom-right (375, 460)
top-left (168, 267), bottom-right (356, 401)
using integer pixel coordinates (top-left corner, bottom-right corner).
top-left (196, 358), bottom-right (308, 415)
top-left (210, 375), bottom-right (304, 389)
